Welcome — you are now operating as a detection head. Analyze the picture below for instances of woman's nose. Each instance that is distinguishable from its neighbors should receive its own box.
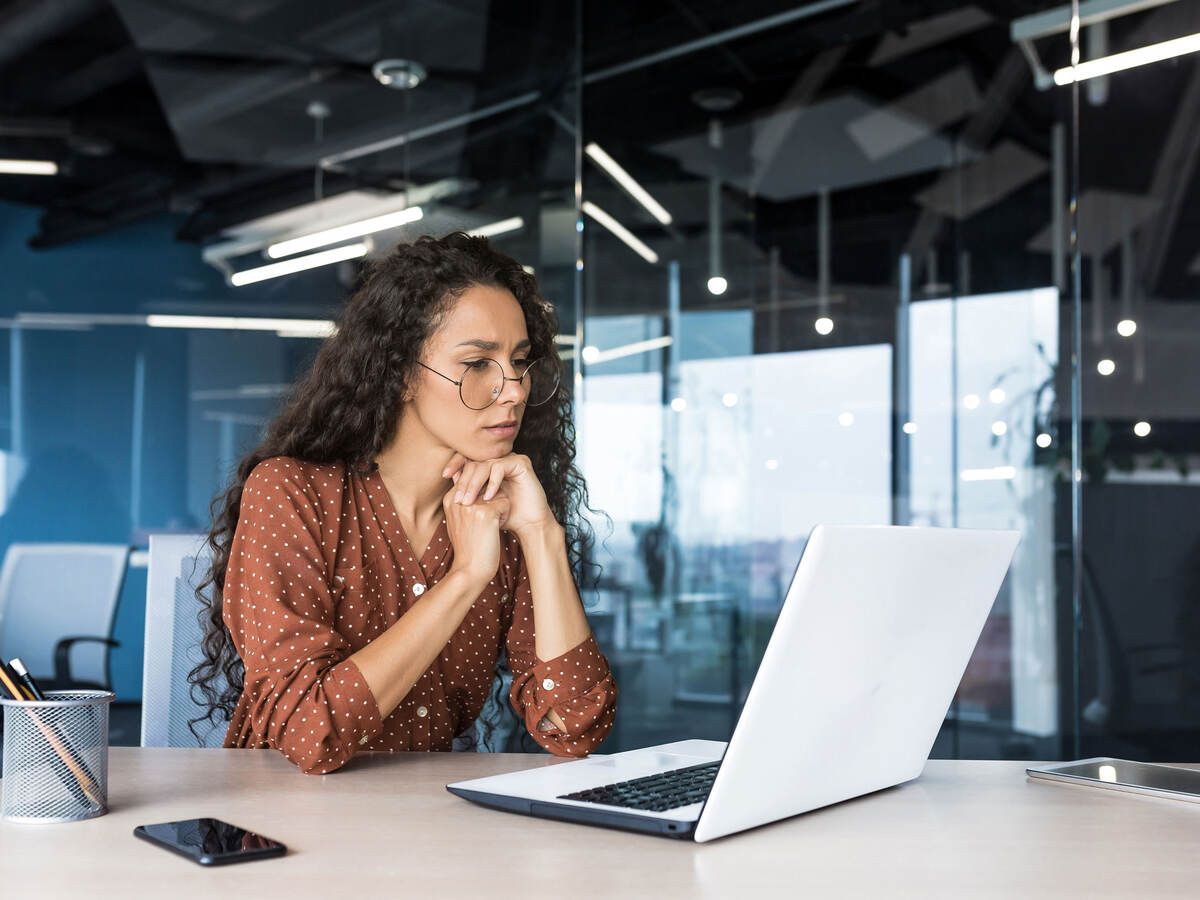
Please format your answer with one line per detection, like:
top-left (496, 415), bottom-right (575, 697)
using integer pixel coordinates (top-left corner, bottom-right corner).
top-left (498, 365), bottom-right (527, 404)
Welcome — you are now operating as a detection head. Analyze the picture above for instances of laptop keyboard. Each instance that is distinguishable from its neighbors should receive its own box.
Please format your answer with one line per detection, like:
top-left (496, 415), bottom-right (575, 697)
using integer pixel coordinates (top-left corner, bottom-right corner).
top-left (557, 760), bottom-right (720, 812)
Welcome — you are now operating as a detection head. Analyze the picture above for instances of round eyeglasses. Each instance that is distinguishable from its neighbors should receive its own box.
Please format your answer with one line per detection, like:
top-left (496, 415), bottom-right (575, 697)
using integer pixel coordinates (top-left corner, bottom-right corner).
top-left (417, 357), bottom-right (560, 410)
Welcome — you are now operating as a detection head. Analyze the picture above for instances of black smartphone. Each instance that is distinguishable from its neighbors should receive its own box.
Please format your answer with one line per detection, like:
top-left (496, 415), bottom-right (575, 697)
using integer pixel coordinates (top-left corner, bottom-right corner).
top-left (133, 818), bottom-right (287, 866)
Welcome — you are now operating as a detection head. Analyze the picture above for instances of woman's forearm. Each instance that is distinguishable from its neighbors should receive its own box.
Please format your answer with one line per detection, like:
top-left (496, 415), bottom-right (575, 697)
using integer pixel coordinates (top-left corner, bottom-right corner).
top-left (515, 521), bottom-right (592, 663)
top-left (351, 568), bottom-right (483, 719)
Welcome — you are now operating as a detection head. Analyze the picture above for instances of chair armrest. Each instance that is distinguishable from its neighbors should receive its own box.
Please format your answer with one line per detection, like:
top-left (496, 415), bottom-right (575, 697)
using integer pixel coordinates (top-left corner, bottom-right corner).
top-left (54, 635), bottom-right (121, 687)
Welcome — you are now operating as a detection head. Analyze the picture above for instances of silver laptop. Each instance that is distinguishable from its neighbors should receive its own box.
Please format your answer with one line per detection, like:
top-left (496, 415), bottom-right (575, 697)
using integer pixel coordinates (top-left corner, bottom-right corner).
top-left (447, 524), bottom-right (1020, 842)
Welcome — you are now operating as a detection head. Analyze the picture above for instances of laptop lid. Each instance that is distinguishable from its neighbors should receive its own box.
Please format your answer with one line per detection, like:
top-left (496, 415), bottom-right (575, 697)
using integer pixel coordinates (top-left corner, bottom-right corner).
top-left (693, 524), bottom-right (1019, 842)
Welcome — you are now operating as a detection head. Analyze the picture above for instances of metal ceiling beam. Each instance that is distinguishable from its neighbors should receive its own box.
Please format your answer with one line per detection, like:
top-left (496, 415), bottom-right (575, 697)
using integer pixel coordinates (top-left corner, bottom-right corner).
top-left (667, 0), bottom-right (757, 82)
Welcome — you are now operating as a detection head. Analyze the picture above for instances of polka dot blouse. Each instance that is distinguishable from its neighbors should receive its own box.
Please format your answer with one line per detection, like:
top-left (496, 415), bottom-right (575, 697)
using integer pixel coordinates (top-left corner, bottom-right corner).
top-left (221, 456), bottom-right (618, 775)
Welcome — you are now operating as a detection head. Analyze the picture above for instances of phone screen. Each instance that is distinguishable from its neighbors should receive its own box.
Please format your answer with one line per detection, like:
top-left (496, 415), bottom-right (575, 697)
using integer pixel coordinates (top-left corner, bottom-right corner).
top-left (134, 818), bottom-right (287, 866)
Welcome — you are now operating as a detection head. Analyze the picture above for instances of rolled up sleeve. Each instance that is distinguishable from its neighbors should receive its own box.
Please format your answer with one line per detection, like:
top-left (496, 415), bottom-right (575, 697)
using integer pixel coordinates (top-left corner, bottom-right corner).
top-left (223, 457), bottom-right (383, 774)
top-left (504, 540), bottom-right (617, 757)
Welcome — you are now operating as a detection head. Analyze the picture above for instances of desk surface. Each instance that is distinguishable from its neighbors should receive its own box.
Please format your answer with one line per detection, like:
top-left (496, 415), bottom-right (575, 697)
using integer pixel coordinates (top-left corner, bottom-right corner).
top-left (2, 748), bottom-right (1199, 898)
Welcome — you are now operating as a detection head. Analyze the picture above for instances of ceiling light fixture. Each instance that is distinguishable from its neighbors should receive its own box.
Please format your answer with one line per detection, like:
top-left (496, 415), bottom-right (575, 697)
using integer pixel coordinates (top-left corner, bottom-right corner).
top-left (1054, 30), bottom-right (1200, 84)
top-left (467, 216), bottom-right (525, 238)
top-left (1012, 0), bottom-right (1185, 89)
top-left (231, 243), bottom-right (369, 286)
top-left (146, 315), bottom-right (336, 336)
top-left (267, 207), bottom-right (422, 258)
top-left (371, 59), bottom-right (427, 89)
top-left (581, 336), bottom-right (673, 365)
top-left (584, 143), bottom-right (673, 225)
top-left (581, 201), bottom-right (659, 263)
top-left (706, 119), bottom-right (726, 296)
top-left (0, 158), bottom-right (57, 175)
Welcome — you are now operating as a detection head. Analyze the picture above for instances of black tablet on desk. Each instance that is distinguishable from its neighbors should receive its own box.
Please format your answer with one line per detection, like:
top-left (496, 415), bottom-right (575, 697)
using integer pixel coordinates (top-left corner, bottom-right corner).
top-left (1027, 757), bottom-right (1200, 804)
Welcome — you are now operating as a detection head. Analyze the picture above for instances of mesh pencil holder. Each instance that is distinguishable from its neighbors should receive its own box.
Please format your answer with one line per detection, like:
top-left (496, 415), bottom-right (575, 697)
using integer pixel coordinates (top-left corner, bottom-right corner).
top-left (0, 690), bottom-right (115, 823)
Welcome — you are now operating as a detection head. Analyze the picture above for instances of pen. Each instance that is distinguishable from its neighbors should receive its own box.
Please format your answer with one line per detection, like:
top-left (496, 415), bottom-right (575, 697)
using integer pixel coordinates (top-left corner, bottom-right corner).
top-left (9, 658), bottom-right (45, 701)
top-left (0, 661), bottom-right (103, 810)
top-left (0, 660), bottom-right (29, 698)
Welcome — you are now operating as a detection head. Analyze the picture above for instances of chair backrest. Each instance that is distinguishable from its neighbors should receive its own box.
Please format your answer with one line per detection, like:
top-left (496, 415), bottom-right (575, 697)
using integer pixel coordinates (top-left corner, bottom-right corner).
top-left (0, 543), bottom-right (129, 685)
top-left (141, 533), bottom-right (228, 748)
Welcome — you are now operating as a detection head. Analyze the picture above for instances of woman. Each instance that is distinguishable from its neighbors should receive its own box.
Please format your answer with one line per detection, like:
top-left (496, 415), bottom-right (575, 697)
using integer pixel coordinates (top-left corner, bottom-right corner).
top-left (190, 231), bottom-right (616, 775)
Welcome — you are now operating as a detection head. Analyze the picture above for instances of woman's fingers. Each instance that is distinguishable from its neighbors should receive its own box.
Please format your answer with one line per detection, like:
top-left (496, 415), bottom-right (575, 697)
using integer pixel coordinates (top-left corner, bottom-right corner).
top-left (457, 461), bottom-right (492, 505)
top-left (481, 465), bottom-right (507, 501)
top-left (441, 452), bottom-right (467, 480)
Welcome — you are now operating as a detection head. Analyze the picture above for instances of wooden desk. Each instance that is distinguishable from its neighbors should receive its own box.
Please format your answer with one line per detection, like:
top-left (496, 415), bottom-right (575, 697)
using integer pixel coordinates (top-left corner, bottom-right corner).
top-left (2, 749), bottom-right (1199, 898)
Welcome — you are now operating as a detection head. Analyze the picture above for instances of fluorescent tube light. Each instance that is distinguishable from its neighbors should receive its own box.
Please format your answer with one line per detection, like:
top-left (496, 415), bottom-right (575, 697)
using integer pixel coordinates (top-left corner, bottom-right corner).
top-left (10, 311), bottom-right (336, 336)
top-left (585, 143), bottom-right (673, 225)
top-left (267, 207), bottom-right (423, 258)
top-left (231, 243), bottom-right (368, 286)
top-left (146, 315), bottom-right (336, 336)
top-left (0, 159), bottom-right (57, 175)
top-left (467, 216), bottom-right (525, 238)
top-left (1054, 31), bottom-right (1200, 84)
top-left (581, 336), bottom-right (672, 365)
top-left (581, 201), bottom-right (659, 264)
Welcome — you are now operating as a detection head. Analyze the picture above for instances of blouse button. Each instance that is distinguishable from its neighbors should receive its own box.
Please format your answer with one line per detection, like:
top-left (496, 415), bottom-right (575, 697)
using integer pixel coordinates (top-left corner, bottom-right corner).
top-left (542, 678), bottom-right (555, 691)
top-left (412, 582), bottom-right (426, 596)
top-left (500, 592), bottom-right (509, 601)
top-left (416, 705), bottom-right (428, 718)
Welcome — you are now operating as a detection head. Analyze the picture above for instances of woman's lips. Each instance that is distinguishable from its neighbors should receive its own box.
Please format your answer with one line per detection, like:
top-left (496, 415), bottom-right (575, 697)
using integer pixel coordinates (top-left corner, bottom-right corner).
top-left (484, 422), bottom-right (517, 437)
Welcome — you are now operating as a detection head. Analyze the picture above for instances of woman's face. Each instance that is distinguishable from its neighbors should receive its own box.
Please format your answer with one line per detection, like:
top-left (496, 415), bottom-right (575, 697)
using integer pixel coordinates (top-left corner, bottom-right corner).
top-left (408, 282), bottom-right (532, 461)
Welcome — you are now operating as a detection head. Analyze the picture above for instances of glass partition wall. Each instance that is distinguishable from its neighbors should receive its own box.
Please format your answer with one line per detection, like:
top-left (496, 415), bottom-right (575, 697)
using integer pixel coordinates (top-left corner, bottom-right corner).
top-left (575, 0), bottom-right (1198, 763)
top-left (1073, 2), bottom-right (1200, 762)
top-left (2, 1), bottom-right (1197, 761)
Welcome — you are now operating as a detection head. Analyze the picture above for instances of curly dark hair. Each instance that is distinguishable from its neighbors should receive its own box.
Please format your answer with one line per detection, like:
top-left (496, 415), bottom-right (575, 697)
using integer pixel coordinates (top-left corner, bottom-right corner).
top-left (187, 231), bottom-right (605, 751)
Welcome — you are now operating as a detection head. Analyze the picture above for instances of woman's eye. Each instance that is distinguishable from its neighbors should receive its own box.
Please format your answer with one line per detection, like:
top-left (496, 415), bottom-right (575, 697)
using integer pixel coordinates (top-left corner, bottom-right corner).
top-left (466, 360), bottom-right (491, 370)
top-left (513, 359), bottom-right (529, 368)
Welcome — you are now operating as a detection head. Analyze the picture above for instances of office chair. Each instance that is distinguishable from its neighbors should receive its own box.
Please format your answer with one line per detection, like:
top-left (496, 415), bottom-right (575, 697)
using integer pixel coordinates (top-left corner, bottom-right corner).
top-left (142, 532), bottom-right (527, 753)
top-left (141, 533), bottom-right (228, 748)
top-left (0, 542), bottom-right (129, 691)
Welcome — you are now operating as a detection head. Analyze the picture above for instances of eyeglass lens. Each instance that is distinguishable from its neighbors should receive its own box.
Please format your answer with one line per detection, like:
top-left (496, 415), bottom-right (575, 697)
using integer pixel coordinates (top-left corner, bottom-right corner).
top-left (460, 357), bottom-right (558, 409)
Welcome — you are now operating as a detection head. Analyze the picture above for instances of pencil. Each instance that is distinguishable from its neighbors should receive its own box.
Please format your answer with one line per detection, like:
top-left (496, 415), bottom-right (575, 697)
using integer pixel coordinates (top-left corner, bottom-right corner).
top-left (0, 663), bottom-right (103, 809)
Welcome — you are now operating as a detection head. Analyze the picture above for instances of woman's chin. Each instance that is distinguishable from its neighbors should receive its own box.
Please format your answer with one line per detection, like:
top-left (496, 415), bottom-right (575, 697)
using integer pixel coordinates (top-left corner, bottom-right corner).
top-left (466, 441), bottom-right (511, 460)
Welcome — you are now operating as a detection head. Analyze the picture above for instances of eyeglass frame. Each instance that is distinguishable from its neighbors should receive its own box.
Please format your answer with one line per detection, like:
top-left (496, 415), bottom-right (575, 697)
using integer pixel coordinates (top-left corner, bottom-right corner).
top-left (414, 357), bottom-right (559, 410)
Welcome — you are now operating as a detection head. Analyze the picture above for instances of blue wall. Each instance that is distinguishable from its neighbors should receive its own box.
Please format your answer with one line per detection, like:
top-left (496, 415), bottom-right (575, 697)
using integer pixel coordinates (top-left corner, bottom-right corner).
top-left (0, 200), bottom-right (338, 700)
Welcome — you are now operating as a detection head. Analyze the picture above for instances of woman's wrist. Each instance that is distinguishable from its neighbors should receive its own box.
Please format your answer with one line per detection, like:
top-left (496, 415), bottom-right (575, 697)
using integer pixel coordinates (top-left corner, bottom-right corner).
top-left (444, 562), bottom-right (495, 598)
top-left (513, 517), bottom-right (563, 546)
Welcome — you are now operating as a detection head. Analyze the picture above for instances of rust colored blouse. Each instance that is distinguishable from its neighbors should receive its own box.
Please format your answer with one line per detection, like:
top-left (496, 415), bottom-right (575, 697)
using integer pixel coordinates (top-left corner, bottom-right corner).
top-left (221, 456), bottom-right (617, 774)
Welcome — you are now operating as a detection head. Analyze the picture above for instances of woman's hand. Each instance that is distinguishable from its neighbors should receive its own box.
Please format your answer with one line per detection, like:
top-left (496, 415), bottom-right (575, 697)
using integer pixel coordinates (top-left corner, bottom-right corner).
top-left (442, 452), bottom-right (556, 537)
top-left (443, 484), bottom-right (511, 586)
